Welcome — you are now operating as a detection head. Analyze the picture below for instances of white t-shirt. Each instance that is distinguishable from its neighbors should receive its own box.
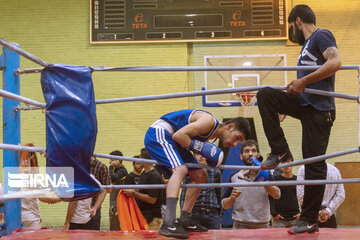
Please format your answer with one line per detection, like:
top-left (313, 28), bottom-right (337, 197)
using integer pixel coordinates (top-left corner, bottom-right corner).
top-left (70, 197), bottom-right (92, 224)
top-left (22, 198), bottom-right (40, 222)
top-left (70, 175), bottom-right (101, 224)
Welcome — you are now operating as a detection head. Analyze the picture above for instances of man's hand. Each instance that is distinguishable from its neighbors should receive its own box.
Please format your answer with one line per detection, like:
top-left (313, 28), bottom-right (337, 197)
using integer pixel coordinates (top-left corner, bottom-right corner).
top-left (273, 214), bottom-right (284, 221)
top-left (123, 189), bottom-right (135, 197)
top-left (162, 174), bottom-right (169, 184)
top-left (63, 222), bottom-right (70, 230)
top-left (278, 114), bottom-right (286, 122)
top-left (287, 78), bottom-right (307, 93)
top-left (90, 207), bottom-right (97, 218)
top-left (318, 209), bottom-right (330, 223)
top-left (238, 170), bottom-right (251, 181)
top-left (230, 188), bottom-right (241, 200)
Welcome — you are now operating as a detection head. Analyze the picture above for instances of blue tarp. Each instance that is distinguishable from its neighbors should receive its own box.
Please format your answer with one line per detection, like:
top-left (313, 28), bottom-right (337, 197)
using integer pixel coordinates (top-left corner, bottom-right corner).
top-left (41, 64), bottom-right (100, 200)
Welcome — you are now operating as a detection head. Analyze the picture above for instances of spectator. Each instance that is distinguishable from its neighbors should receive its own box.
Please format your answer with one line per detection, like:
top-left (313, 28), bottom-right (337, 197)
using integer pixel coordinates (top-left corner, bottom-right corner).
top-left (222, 140), bottom-right (280, 229)
top-left (124, 156), bottom-right (143, 185)
top-left (180, 153), bottom-right (222, 229)
top-left (270, 158), bottom-right (300, 228)
top-left (108, 150), bottom-right (128, 231)
top-left (63, 175), bottom-right (107, 230)
top-left (88, 156), bottom-right (111, 230)
top-left (297, 163), bottom-right (345, 228)
top-left (123, 148), bottom-right (164, 230)
top-left (20, 144), bottom-right (60, 229)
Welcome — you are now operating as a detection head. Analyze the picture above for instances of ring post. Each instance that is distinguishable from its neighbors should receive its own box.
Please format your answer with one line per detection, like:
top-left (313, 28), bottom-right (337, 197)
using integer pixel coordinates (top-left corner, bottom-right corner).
top-left (1, 45), bottom-right (22, 236)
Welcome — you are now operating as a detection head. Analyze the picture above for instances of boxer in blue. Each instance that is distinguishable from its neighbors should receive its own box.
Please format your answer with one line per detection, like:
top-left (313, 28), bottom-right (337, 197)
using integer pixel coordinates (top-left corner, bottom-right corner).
top-left (144, 109), bottom-right (251, 239)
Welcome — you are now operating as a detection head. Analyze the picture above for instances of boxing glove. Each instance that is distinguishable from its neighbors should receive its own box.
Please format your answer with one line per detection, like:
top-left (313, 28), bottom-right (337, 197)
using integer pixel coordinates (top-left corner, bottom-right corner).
top-left (189, 140), bottom-right (223, 168)
top-left (250, 157), bottom-right (270, 181)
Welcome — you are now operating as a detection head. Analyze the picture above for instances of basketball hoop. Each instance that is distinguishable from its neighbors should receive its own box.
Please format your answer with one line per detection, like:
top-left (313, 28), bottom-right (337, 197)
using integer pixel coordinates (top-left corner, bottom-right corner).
top-left (236, 92), bottom-right (257, 116)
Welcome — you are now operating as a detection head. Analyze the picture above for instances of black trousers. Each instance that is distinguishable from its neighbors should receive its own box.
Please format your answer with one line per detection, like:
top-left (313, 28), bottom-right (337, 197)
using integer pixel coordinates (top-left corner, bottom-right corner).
top-left (257, 87), bottom-right (335, 223)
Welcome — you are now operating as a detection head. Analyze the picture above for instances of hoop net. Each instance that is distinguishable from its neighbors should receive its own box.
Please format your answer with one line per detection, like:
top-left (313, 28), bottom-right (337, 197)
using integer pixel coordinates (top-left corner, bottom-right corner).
top-left (236, 92), bottom-right (257, 116)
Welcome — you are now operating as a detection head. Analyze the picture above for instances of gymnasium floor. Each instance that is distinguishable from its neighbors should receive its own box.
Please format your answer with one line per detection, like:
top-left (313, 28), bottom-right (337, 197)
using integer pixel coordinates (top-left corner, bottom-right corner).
top-left (4, 228), bottom-right (360, 240)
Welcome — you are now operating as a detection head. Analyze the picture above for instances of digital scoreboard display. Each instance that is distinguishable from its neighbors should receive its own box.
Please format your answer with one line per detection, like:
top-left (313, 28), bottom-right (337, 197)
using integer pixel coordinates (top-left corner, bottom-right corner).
top-left (90, 0), bottom-right (287, 43)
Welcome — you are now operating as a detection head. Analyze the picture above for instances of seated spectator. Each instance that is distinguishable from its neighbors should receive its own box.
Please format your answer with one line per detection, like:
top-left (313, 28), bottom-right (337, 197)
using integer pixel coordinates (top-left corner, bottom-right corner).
top-left (221, 140), bottom-right (280, 229)
top-left (180, 153), bottom-right (222, 229)
top-left (123, 148), bottom-right (163, 230)
top-left (297, 163), bottom-right (345, 228)
top-left (88, 156), bottom-right (111, 230)
top-left (125, 156), bottom-right (143, 185)
top-left (20, 143), bottom-right (61, 229)
top-left (108, 150), bottom-right (128, 231)
top-left (63, 175), bottom-right (107, 230)
top-left (270, 158), bottom-right (300, 228)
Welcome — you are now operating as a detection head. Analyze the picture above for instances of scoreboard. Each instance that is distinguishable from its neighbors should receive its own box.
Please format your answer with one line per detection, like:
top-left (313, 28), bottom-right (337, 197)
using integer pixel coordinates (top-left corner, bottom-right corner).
top-left (90, 0), bottom-right (287, 43)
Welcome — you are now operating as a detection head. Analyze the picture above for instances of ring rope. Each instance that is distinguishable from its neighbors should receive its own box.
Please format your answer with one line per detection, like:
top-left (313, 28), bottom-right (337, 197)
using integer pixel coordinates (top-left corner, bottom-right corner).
top-left (0, 89), bottom-right (46, 108)
top-left (11, 85), bottom-right (360, 111)
top-left (103, 178), bottom-right (360, 189)
top-left (1, 178), bottom-right (359, 202)
top-left (1, 143), bottom-right (359, 172)
top-left (0, 38), bottom-right (49, 68)
top-left (16, 65), bottom-right (360, 74)
top-left (91, 65), bottom-right (360, 72)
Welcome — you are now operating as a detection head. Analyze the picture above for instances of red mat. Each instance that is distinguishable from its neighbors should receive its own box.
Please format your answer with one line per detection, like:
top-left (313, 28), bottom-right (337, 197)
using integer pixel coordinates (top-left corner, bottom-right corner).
top-left (4, 227), bottom-right (359, 240)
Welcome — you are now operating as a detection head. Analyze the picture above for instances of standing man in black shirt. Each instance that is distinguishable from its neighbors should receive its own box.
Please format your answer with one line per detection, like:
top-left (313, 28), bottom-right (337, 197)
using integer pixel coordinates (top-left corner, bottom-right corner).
top-left (123, 149), bottom-right (164, 230)
top-left (270, 159), bottom-right (300, 228)
top-left (108, 150), bottom-right (128, 231)
top-left (125, 156), bottom-right (143, 185)
top-left (257, 4), bottom-right (341, 234)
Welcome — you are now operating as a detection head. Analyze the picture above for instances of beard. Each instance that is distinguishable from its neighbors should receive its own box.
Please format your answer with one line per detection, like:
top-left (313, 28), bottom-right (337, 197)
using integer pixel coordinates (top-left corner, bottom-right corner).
top-left (242, 158), bottom-right (252, 166)
top-left (288, 24), bottom-right (305, 45)
top-left (294, 24), bottom-right (305, 45)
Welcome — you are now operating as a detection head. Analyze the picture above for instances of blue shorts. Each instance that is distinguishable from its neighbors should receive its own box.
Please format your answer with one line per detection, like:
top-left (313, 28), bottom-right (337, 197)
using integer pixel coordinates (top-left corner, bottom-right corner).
top-left (144, 127), bottom-right (198, 170)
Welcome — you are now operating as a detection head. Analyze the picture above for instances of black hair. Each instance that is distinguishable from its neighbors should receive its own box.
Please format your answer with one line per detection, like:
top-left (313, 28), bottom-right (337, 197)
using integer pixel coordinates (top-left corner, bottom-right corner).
top-left (110, 150), bottom-right (123, 156)
top-left (288, 4), bottom-right (316, 25)
top-left (140, 148), bottom-right (150, 159)
top-left (240, 140), bottom-right (259, 154)
top-left (223, 117), bottom-right (251, 139)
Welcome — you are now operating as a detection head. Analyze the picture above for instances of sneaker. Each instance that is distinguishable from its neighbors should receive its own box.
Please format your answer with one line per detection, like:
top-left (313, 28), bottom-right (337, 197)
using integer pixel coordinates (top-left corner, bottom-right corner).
top-left (158, 219), bottom-right (189, 239)
top-left (180, 218), bottom-right (208, 232)
top-left (260, 151), bottom-right (293, 169)
top-left (288, 220), bottom-right (319, 234)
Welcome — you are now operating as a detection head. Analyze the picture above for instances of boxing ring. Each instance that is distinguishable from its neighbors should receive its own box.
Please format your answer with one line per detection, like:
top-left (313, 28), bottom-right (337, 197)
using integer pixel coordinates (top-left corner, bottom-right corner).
top-left (0, 38), bottom-right (360, 239)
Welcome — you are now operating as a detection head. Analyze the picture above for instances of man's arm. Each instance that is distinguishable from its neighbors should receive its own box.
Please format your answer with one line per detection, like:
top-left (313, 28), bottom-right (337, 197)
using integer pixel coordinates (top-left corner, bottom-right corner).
top-left (90, 189), bottom-right (107, 217)
top-left (63, 201), bottom-right (78, 230)
top-left (288, 46), bottom-right (341, 93)
top-left (326, 170), bottom-right (346, 216)
top-left (109, 166), bottom-right (127, 183)
top-left (222, 188), bottom-right (241, 210)
top-left (101, 164), bottom-right (112, 193)
top-left (172, 112), bottom-right (215, 149)
top-left (296, 166), bottom-right (305, 206)
top-left (264, 186), bottom-right (280, 199)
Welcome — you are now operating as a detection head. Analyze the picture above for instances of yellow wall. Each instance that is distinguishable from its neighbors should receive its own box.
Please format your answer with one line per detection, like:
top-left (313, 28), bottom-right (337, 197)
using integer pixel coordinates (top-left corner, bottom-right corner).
top-left (0, 0), bottom-right (359, 229)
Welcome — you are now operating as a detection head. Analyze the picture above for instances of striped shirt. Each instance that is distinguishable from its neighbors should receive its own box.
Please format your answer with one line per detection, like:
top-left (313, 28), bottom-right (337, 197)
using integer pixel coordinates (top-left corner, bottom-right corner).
top-left (180, 168), bottom-right (222, 210)
top-left (297, 163), bottom-right (345, 216)
top-left (90, 158), bottom-right (111, 207)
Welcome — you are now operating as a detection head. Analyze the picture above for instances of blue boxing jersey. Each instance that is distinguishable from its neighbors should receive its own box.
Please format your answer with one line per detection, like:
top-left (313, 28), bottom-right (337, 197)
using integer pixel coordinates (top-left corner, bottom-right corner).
top-left (160, 109), bottom-right (220, 142)
top-left (297, 28), bottom-right (338, 111)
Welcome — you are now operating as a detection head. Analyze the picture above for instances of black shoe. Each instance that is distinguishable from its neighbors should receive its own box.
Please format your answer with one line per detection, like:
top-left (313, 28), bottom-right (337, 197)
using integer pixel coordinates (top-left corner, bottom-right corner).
top-left (288, 220), bottom-right (319, 234)
top-left (260, 151), bottom-right (293, 169)
top-left (158, 220), bottom-right (189, 239)
top-left (180, 218), bottom-right (208, 232)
